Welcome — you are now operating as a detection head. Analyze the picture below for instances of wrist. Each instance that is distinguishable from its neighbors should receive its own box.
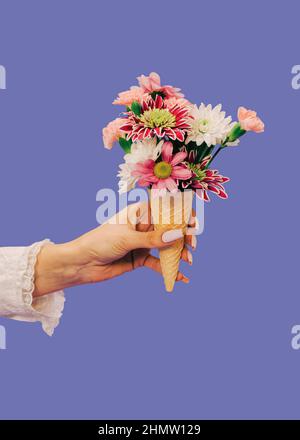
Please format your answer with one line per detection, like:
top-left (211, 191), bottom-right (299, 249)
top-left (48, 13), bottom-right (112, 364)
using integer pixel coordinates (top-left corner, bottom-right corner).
top-left (33, 241), bottom-right (84, 297)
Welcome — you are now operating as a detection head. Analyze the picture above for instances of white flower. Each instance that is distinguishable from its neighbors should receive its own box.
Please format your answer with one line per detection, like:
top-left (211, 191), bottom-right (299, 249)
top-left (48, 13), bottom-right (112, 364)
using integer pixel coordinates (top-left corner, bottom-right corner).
top-left (118, 163), bottom-right (137, 193)
top-left (118, 138), bottom-right (163, 193)
top-left (186, 103), bottom-right (232, 147)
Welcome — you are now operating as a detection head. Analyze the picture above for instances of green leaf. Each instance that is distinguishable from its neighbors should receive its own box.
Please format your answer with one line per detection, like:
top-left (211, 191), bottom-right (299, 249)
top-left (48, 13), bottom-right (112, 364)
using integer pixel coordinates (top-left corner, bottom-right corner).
top-left (227, 123), bottom-right (246, 143)
top-left (119, 137), bottom-right (132, 153)
top-left (131, 101), bottom-right (142, 116)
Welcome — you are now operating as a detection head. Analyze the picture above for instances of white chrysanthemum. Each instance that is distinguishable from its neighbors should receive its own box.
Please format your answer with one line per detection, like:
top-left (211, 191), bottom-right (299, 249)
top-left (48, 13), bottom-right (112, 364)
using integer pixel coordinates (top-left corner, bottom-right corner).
top-left (186, 103), bottom-right (232, 147)
top-left (118, 138), bottom-right (163, 193)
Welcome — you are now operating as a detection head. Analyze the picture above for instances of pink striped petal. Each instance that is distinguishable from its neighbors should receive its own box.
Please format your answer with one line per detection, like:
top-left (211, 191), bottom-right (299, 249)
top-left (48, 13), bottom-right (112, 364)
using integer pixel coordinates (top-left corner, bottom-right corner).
top-left (120, 124), bottom-right (132, 132)
top-left (143, 128), bottom-right (151, 138)
top-left (200, 156), bottom-right (212, 168)
top-left (207, 184), bottom-right (221, 195)
top-left (175, 129), bottom-right (185, 142)
top-left (195, 189), bottom-right (210, 202)
top-left (154, 127), bottom-right (162, 137)
top-left (217, 189), bottom-right (228, 199)
top-left (155, 94), bottom-right (164, 108)
top-left (192, 180), bottom-right (203, 189)
top-left (164, 128), bottom-right (176, 140)
top-left (188, 150), bottom-right (196, 162)
top-left (173, 108), bottom-right (188, 119)
top-left (203, 190), bottom-right (210, 201)
top-left (182, 181), bottom-right (191, 189)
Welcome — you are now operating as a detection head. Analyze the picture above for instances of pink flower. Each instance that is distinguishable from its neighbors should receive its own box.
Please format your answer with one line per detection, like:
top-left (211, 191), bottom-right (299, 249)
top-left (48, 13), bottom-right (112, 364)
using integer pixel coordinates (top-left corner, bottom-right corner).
top-left (182, 156), bottom-right (230, 202)
top-left (238, 107), bottom-right (264, 133)
top-left (102, 118), bottom-right (127, 149)
top-left (113, 86), bottom-right (145, 106)
top-left (137, 72), bottom-right (184, 99)
top-left (120, 95), bottom-right (191, 142)
top-left (164, 96), bottom-right (192, 108)
top-left (131, 141), bottom-right (192, 192)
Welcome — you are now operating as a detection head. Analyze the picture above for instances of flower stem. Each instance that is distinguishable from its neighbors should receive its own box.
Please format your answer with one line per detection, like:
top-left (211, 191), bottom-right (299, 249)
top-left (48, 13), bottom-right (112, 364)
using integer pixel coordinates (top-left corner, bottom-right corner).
top-left (207, 146), bottom-right (223, 167)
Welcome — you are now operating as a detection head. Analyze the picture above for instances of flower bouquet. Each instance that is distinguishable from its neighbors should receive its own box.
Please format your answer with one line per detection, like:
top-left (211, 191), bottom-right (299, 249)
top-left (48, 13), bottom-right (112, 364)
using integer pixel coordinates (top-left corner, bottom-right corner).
top-left (102, 72), bottom-right (264, 292)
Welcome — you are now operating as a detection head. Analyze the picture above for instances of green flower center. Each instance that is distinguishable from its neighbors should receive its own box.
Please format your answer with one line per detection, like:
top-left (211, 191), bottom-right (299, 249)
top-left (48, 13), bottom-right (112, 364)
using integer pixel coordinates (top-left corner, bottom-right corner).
top-left (140, 108), bottom-right (176, 128)
top-left (195, 118), bottom-right (209, 133)
top-left (153, 161), bottom-right (172, 179)
top-left (189, 163), bottom-right (206, 181)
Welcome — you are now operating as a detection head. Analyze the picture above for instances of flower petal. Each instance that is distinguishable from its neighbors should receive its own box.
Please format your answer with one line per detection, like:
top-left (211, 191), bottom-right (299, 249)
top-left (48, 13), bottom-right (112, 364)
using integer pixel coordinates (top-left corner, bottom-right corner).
top-left (133, 160), bottom-right (155, 174)
top-left (174, 129), bottom-right (185, 142)
top-left (165, 177), bottom-right (178, 192)
top-left (161, 141), bottom-right (173, 162)
top-left (171, 165), bottom-right (192, 180)
top-left (170, 151), bottom-right (187, 166)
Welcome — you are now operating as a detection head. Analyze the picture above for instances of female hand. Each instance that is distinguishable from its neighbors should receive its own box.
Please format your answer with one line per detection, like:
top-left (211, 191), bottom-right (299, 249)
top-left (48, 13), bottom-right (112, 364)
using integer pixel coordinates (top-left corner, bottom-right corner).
top-left (33, 202), bottom-right (198, 297)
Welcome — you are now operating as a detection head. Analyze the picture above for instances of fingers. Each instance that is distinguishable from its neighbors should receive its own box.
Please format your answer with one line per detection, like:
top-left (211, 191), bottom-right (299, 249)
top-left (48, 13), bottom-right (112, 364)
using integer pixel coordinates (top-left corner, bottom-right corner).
top-left (127, 201), bottom-right (150, 227)
top-left (183, 210), bottom-right (198, 258)
top-left (185, 209), bottom-right (199, 249)
top-left (185, 233), bottom-right (197, 250)
top-left (189, 208), bottom-right (197, 227)
top-left (181, 246), bottom-right (193, 265)
top-left (107, 201), bottom-right (150, 230)
top-left (126, 228), bottom-right (184, 251)
top-left (143, 255), bottom-right (189, 284)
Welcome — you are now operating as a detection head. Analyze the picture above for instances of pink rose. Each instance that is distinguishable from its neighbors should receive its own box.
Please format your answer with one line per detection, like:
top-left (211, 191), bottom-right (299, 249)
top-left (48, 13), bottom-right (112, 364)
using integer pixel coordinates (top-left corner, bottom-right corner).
top-left (238, 107), bottom-right (265, 133)
top-left (102, 118), bottom-right (127, 149)
top-left (113, 86), bottom-right (144, 106)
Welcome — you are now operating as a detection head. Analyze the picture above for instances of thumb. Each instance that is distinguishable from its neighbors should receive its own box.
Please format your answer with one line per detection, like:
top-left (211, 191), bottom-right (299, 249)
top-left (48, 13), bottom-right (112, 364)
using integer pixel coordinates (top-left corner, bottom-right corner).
top-left (126, 228), bottom-right (184, 251)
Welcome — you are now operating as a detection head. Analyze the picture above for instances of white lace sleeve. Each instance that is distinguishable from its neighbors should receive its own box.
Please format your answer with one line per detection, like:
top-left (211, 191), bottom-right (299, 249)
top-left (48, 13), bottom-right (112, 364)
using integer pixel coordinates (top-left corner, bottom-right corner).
top-left (0, 240), bottom-right (65, 336)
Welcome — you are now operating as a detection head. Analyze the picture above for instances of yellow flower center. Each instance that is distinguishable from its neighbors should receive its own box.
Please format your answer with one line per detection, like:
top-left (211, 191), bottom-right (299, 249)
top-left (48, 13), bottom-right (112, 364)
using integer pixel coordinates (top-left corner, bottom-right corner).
top-left (153, 161), bottom-right (172, 179)
top-left (140, 108), bottom-right (176, 128)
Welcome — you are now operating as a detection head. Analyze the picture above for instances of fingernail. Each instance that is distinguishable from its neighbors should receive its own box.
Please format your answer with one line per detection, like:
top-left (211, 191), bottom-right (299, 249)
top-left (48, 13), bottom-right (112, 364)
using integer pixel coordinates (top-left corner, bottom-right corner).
top-left (187, 250), bottom-right (193, 265)
top-left (182, 275), bottom-right (190, 284)
top-left (191, 235), bottom-right (197, 250)
top-left (162, 229), bottom-right (183, 243)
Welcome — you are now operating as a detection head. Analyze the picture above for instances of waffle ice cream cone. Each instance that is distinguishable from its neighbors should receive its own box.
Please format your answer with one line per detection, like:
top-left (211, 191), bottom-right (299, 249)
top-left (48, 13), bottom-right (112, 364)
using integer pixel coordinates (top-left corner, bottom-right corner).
top-left (149, 189), bottom-right (193, 292)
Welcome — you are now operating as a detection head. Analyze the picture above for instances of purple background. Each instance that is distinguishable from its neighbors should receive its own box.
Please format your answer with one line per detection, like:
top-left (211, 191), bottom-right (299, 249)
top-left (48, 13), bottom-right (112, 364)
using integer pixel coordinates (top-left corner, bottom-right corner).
top-left (0, 0), bottom-right (299, 420)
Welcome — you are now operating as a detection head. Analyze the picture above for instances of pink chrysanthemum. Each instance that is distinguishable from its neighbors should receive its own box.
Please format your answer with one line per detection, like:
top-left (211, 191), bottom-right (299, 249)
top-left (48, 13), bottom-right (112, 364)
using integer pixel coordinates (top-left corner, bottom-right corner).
top-left (131, 141), bottom-right (192, 192)
top-left (137, 72), bottom-right (184, 99)
top-left (120, 95), bottom-right (191, 142)
top-left (182, 155), bottom-right (230, 201)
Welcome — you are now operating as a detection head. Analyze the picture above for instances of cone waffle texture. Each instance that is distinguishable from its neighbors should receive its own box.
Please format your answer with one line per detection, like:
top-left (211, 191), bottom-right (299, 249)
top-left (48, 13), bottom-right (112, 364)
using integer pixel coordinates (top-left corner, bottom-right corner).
top-left (149, 190), bottom-right (193, 292)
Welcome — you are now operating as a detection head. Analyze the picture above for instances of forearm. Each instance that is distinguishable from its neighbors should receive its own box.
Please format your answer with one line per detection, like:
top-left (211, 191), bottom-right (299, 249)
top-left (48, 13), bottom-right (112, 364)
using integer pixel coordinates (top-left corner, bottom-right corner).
top-left (33, 241), bottom-right (84, 297)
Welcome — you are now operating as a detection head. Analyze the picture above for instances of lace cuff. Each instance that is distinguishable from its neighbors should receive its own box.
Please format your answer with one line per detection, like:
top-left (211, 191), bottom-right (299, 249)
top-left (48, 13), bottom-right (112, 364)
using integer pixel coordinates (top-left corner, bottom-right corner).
top-left (4, 240), bottom-right (65, 336)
